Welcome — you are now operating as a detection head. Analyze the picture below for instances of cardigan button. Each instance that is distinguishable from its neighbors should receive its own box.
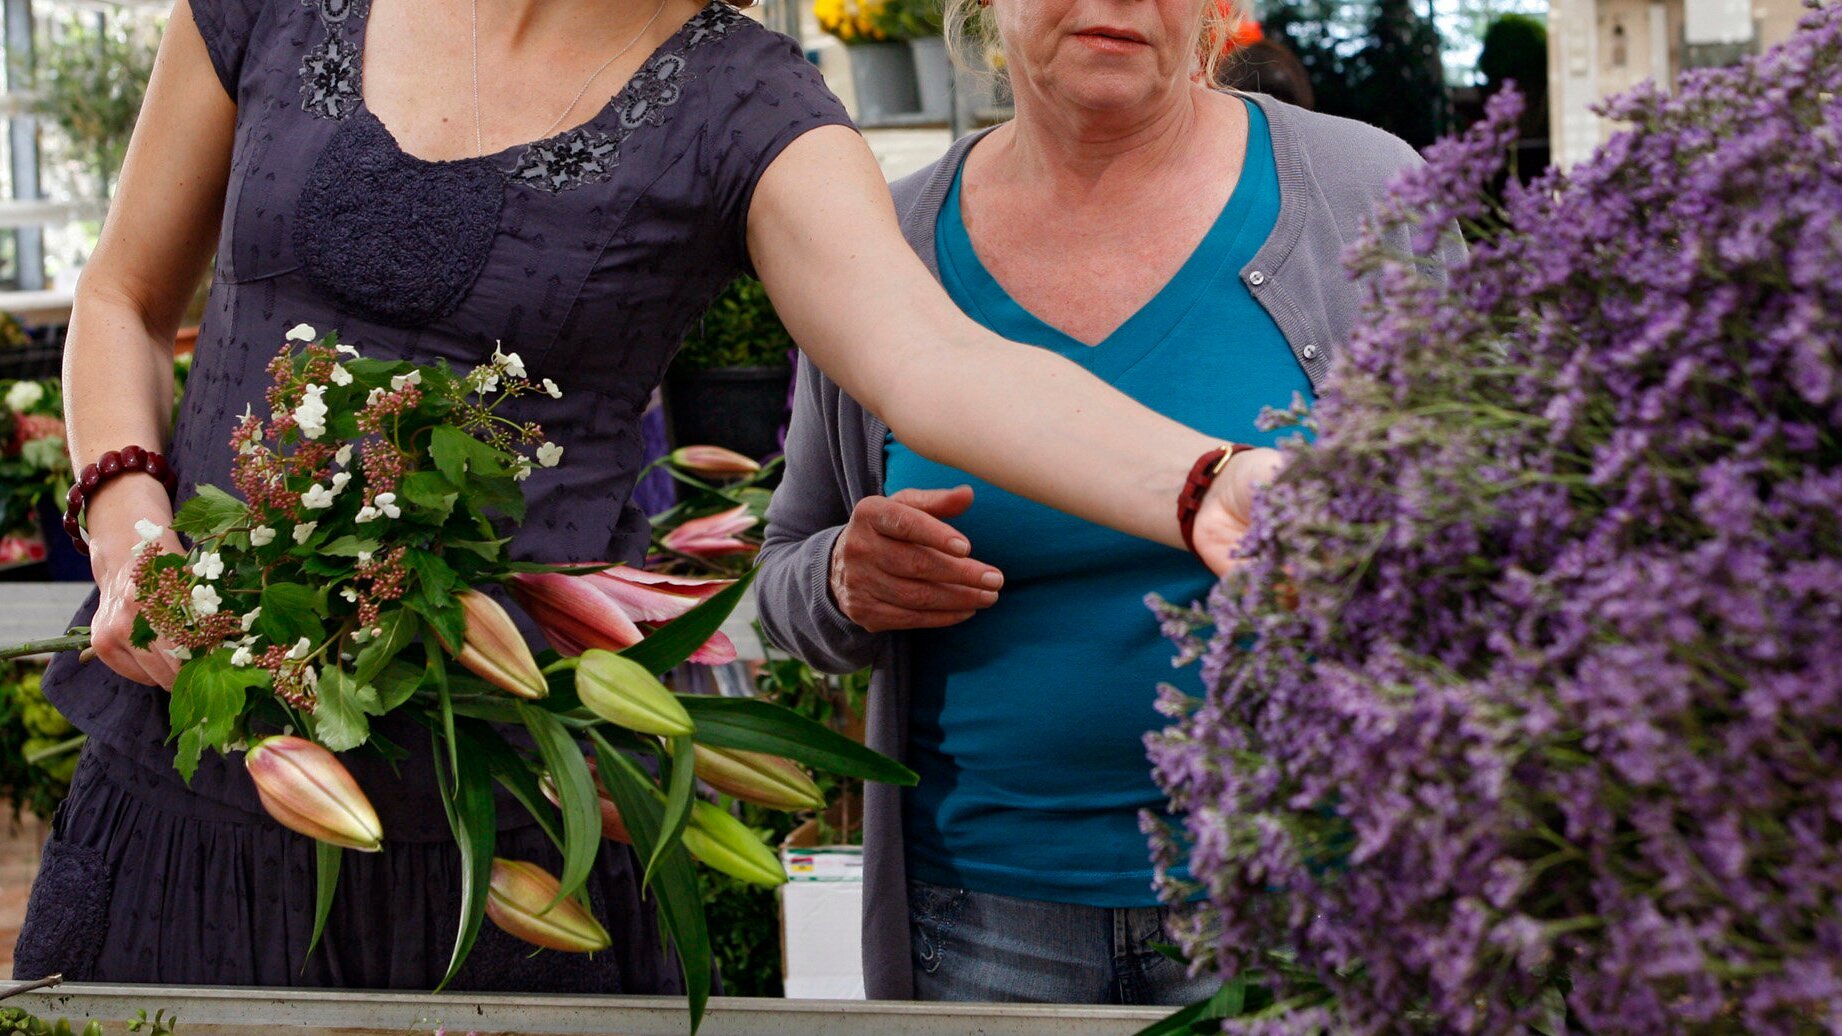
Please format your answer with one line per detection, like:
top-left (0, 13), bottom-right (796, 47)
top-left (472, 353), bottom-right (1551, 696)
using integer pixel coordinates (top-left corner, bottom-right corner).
top-left (1248, 270), bottom-right (1267, 286)
top-left (1302, 344), bottom-right (1321, 360)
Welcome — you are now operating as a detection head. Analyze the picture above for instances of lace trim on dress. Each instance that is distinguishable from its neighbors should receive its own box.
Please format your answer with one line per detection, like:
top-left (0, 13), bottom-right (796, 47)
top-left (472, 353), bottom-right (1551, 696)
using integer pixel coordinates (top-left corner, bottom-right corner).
top-left (505, 3), bottom-right (745, 194)
top-left (300, 0), bottom-right (366, 120)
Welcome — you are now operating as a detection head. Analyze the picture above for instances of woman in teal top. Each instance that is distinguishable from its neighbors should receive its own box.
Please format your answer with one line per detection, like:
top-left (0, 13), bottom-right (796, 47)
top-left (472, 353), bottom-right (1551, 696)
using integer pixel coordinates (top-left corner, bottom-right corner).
top-left (756, 0), bottom-right (1460, 1004)
top-left (886, 98), bottom-right (1307, 909)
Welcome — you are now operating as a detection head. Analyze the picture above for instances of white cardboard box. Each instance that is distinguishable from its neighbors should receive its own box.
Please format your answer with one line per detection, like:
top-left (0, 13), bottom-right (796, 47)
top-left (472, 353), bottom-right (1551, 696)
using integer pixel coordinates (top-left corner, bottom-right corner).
top-left (780, 845), bottom-right (866, 999)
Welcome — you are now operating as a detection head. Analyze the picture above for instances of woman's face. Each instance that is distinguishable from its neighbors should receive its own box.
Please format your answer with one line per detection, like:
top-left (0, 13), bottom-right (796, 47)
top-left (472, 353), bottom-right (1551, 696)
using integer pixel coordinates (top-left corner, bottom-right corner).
top-left (992, 0), bottom-right (1208, 114)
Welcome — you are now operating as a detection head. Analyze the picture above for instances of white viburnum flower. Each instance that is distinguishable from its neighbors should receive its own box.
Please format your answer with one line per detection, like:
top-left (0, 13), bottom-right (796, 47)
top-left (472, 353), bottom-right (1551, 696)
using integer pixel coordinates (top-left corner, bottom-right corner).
top-left (334, 444), bottom-right (353, 467)
top-left (300, 665), bottom-right (320, 691)
top-left (231, 643), bottom-right (256, 667)
top-left (285, 323), bottom-right (318, 342)
top-left (6, 380), bottom-right (44, 413)
top-left (374, 492), bottom-right (401, 519)
top-left (328, 364), bottom-right (353, 386)
top-left (356, 550), bottom-right (373, 565)
top-left (390, 370), bottom-right (422, 391)
top-left (541, 378), bottom-right (563, 399)
top-left (301, 484), bottom-right (336, 510)
top-left (287, 636), bottom-right (312, 660)
top-left (330, 471), bottom-right (352, 493)
top-left (354, 505), bottom-right (379, 524)
top-left (334, 343), bottom-right (361, 357)
top-left (536, 441), bottom-right (563, 468)
top-left (135, 519), bottom-right (164, 543)
top-left (292, 521), bottom-right (319, 544)
top-left (340, 587), bottom-right (359, 603)
top-left (512, 457), bottom-right (533, 482)
top-left (493, 345), bottom-right (527, 379)
top-left (477, 372), bottom-right (500, 394)
top-left (191, 551), bottom-right (225, 581)
top-left (295, 384), bottom-right (329, 440)
top-left (366, 387), bottom-right (385, 407)
top-left (248, 525), bottom-right (277, 547)
top-left (191, 584), bottom-right (223, 616)
top-left (170, 646), bottom-right (193, 661)
top-left (240, 607), bottom-right (262, 632)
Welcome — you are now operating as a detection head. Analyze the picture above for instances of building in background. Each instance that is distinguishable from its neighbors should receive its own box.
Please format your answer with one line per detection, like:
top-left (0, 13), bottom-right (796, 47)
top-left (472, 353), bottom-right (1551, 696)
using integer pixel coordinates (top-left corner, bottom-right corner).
top-left (1548, 0), bottom-right (1804, 165)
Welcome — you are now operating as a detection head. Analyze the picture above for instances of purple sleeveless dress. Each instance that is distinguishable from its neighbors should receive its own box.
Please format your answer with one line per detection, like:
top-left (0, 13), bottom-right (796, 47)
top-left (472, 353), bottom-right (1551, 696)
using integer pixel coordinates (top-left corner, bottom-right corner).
top-left (14, 0), bottom-right (849, 990)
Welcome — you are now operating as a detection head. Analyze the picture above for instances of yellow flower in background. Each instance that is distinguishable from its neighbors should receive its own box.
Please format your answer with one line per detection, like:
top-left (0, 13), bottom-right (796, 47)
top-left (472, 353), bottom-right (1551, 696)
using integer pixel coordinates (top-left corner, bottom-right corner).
top-left (814, 0), bottom-right (892, 43)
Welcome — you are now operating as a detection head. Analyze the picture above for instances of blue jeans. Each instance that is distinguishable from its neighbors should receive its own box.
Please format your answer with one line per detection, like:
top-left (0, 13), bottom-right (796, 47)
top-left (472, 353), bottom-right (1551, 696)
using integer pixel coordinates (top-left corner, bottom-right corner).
top-left (907, 878), bottom-right (1219, 1005)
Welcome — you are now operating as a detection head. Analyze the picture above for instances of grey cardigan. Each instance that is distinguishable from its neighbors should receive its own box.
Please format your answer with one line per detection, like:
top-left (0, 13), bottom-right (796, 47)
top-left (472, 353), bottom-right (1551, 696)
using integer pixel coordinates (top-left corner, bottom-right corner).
top-left (755, 93), bottom-right (1462, 1000)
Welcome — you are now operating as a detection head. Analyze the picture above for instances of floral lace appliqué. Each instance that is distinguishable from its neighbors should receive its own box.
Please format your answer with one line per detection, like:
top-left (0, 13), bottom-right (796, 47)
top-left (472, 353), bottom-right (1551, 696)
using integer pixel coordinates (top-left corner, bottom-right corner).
top-left (300, 0), bottom-right (366, 120)
top-left (511, 132), bottom-right (622, 194)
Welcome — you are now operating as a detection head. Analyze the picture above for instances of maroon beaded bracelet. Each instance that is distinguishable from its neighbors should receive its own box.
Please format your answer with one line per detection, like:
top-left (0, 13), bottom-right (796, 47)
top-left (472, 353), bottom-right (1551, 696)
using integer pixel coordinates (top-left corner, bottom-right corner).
top-left (62, 445), bottom-right (179, 557)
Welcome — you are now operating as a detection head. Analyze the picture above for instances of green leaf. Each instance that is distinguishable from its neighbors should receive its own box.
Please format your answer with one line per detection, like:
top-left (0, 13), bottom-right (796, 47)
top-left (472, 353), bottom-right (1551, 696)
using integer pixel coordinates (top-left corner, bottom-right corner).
top-left (411, 596), bottom-right (467, 656)
top-left (399, 470), bottom-right (461, 522)
top-left (456, 717), bottom-right (564, 852)
top-left (168, 649), bottom-right (270, 783)
top-left (406, 549), bottom-right (461, 609)
top-left (353, 610), bottom-right (417, 688)
top-left (308, 840), bottom-right (343, 961)
top-left (516, 703), bottom-right (600, 908)
top-left (592, 733), bottom-right (711, 1032)
top-left (371, 658), bottom-right (424, 712)
top-left (312, 667), bottom-right (371, 752)
top-left (503, 560), bottom-right (618, 575)
top-left (434, 726), bottom-right (498, 992)
top-left (255, 582), bottom-right (323, 648)
top-left (1130, 979), bottom-right (1246, 1036)
top-left (130, 612), bottom-right (156, 650)
top-left (430, 425), bottom-right (474, 487)
top-left (647, 735), bottom-right (698, 890)
top-left (679, 696), bottom-right (917, 786)
top-left (171, 484), bottom-right (248, 538)
top-left (320, 535), bottom-right (382, 558)
top-left (621, 568), bottom-right (756, 675)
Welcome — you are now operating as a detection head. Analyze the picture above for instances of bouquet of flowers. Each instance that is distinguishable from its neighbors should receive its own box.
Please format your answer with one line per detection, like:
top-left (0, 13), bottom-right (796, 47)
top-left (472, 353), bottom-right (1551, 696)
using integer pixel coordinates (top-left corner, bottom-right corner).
top-left (7, 326), bottom-right (912, 1030)
top-left (0, 378), bottom-right (72, 563)
top-left (1145, 6), bottom-right (1842, 1033)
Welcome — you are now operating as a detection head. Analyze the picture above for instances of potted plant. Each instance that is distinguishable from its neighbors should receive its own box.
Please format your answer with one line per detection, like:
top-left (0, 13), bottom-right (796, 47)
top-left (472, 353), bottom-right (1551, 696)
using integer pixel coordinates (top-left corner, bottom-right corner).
top-left (887, 0), bottom-right (950, 121)
top-left (815, 0), bottom-right (921, 122)
top-left (664, 278), bottom-right (797, 464)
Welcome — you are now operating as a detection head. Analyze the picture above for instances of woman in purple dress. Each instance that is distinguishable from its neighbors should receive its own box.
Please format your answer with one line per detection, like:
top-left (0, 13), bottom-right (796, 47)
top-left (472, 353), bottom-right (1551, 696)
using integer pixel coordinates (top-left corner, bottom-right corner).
top-left (14, 0), bottom-right (1278, 990)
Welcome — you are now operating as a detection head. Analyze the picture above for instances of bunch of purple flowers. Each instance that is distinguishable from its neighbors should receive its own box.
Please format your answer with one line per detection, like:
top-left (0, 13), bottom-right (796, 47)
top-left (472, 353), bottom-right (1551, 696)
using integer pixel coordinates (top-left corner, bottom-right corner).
top-left (1147, 5), bottom-right (1842, 1032)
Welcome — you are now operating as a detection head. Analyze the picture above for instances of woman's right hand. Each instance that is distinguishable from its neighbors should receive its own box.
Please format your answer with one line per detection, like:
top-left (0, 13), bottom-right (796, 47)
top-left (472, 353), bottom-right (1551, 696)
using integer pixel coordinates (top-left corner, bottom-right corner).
top-left (828, 486), bottom-right (1005, 633)
top-left (85, 478), bottom-right (186, 690)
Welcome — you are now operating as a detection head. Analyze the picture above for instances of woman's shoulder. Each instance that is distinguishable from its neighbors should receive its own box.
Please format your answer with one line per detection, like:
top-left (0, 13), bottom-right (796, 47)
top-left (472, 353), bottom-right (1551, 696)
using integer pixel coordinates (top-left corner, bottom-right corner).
top-left (1245, 93), bottom-right (1425, 191)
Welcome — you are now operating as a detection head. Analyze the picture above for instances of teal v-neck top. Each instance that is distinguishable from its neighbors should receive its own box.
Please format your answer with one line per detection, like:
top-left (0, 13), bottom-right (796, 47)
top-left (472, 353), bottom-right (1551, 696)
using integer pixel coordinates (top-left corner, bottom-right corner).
top-left (886, 99), bottom-right (1313, 906)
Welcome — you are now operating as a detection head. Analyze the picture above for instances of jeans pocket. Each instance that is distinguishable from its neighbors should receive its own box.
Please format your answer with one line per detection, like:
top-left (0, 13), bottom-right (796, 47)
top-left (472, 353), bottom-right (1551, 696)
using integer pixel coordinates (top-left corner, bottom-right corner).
top-left (13, 836), bottom-right (114, 981)
top-left (907, 879), bottom-right (968, 977)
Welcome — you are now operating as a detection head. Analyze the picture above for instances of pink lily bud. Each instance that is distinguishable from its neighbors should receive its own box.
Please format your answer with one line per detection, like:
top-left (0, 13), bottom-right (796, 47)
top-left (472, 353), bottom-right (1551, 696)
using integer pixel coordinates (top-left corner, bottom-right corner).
top-left (245, 736), bottom-right (383, 851)
top-left (661, 504), bottom-right (759, 560)
top-left (682, 800), bottom-right (788, 888)
top-left (668, 445), bottom-right (761, 478)
top-left (508, 566), bottom-right (737, 664)
top-left (693, 745), bottom-right (825, 812)
top-left (485, 859), bottom-right (613, 953)
top-left (540, 769), bottom-right (633, 845)
top-left (454, 590), bottom-right (548, 700)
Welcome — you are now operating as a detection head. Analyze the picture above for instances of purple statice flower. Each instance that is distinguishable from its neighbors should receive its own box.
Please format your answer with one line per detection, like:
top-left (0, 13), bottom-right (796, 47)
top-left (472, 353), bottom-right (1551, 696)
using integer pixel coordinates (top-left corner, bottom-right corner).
top-left (1147, 5), bottom-right (1842, 1033)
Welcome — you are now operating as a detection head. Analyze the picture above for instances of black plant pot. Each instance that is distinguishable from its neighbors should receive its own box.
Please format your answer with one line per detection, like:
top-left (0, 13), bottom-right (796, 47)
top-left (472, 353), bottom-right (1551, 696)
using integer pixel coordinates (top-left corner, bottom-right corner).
top-left (662, 365), bottom-right (793, 462)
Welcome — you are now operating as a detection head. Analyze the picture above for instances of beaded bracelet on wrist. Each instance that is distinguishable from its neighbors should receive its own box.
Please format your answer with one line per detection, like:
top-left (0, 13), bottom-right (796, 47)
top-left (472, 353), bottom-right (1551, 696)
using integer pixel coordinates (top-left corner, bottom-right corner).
top-left (1176, 442), bottom-right (1254, 558)
top-left (63, 446), bottom-right (178, 557)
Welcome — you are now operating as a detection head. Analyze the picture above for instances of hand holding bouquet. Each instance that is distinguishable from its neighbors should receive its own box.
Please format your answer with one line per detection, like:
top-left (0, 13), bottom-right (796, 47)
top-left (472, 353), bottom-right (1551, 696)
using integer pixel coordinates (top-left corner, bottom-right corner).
top-left (9, 326), bottom-right (911, 1031)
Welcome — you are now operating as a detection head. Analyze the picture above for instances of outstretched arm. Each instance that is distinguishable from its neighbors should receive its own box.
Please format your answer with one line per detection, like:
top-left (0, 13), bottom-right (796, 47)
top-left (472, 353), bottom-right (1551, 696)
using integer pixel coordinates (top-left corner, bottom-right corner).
top-left (746, 125), bottom-right (1278, 573)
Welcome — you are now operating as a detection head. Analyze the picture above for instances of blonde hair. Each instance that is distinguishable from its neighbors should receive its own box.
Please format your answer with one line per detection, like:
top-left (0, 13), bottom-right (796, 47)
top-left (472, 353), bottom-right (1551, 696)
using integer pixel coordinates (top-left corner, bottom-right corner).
top-left (944, 0), bottom-right (1241, 88)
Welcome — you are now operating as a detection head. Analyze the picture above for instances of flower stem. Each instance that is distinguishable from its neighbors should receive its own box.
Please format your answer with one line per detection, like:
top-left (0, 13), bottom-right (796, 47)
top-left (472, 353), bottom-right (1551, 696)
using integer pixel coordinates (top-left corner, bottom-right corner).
top-left (0, 631), bottom-right (93, 660)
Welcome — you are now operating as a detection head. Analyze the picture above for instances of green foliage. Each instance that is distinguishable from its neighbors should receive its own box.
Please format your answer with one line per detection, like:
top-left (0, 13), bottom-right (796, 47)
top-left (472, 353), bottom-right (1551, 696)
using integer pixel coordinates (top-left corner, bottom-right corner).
top-left (0, 661), bottom-right (82, 823)
top-left (673, 278), bottom-right (795, 371)
top-left (0, 1008), bottom-right (103, 1036)
top-left (35, 15), bottom-right (159, 201)
top-left (1267, 0), bottom-right (1451, 148)
top-left (880, 0), bottom-right (945, 40)
top-left (1479, 13), bottom-right (1549, 137)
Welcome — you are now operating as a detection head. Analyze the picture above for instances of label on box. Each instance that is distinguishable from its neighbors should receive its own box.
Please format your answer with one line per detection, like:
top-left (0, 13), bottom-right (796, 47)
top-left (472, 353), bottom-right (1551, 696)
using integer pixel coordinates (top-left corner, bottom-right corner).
top-left (781, 845), bottom-right (865, 882)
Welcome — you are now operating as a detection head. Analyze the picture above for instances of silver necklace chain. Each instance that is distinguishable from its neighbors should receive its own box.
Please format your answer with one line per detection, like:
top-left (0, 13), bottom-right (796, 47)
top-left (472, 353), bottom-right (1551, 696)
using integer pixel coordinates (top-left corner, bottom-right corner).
top-left (470, 0), bottom-right (673, 158)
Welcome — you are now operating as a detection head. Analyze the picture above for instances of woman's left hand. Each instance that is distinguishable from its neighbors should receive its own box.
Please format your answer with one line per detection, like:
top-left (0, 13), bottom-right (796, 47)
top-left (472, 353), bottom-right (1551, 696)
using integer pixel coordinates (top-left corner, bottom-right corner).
top-left (1189, 447), bottom-right (1286, 576)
